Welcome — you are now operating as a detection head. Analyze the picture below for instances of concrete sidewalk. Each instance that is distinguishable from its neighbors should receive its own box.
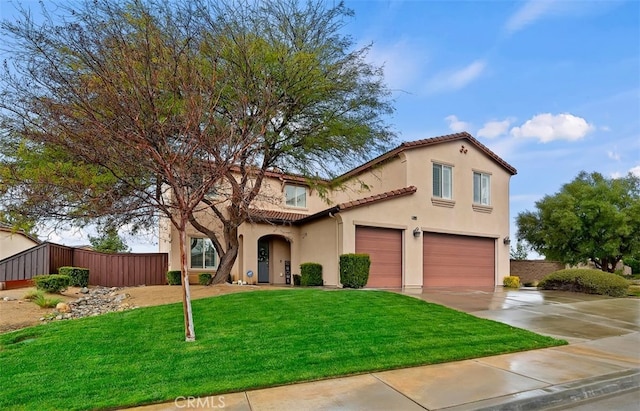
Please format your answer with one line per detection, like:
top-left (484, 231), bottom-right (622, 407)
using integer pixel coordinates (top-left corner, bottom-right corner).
top-left (126, 289), bottom-right (640, 410)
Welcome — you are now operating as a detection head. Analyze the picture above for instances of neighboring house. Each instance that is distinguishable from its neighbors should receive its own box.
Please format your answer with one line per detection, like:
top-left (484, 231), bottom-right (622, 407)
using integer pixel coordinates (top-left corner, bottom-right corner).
top-left (159, 132), bottom-right (517, 288)
top-left (0, 223), bottom-right (40, 261)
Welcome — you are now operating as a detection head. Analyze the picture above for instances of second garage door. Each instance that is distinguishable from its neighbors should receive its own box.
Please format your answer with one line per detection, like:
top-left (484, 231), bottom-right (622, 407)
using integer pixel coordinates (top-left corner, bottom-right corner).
top-left (423, 232), bottom-right (495, 287)
top-left (355, 226), bottom-right (402, 288)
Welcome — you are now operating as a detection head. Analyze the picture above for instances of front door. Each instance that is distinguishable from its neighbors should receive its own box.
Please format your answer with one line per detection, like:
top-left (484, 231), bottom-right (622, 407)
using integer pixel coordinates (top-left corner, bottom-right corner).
top-left (258, 239), bottom-right (269, 283)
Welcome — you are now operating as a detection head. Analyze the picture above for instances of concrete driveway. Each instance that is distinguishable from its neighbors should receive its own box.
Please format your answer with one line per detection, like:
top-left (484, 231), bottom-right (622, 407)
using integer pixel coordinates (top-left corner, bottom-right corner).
top-left (412, 287), bottom-right (640, 344)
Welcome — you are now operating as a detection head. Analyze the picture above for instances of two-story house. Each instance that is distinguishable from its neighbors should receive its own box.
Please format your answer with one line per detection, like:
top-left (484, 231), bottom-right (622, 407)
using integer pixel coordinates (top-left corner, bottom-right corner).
top-left (159, 132), bottom-right (517, 289)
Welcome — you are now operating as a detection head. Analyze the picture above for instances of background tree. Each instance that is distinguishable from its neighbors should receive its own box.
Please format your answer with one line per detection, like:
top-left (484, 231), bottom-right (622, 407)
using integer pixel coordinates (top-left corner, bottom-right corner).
top-left (89, 228), bottom-right (131, 254)
top-left (0, 0), bottom-right (394, 339)
top-left (510, 240), bottom-right (529, 260)
top-left (516, 171), bottom-right (640, 272)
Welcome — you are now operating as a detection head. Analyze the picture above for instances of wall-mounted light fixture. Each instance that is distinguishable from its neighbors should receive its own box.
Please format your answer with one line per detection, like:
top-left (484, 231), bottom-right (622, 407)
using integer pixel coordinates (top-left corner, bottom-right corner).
top-left (503, 236), bottom-right (511, 245)
top-left (413, 227), bottom-right (421, 238)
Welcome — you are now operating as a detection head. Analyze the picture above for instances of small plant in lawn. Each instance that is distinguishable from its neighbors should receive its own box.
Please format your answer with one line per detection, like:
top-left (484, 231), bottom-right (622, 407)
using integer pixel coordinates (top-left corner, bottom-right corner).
top-left (198, 273), bottom-right (213, 286)
top-left (300, 263), bottom-right (323, 286)
top-left (166, 270), bottom-right (182, 285)
top-left (32, 293), bottom-right (62, 308)
top-left (33, 274), bottom-right (71, 293)
top-left (503, 276), bottom-right (520, 288)
top-left (23, 289), bottom-right (44, 301)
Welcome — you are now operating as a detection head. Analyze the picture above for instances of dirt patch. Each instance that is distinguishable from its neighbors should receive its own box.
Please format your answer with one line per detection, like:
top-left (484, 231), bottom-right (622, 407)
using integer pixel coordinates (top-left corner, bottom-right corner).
top-left (0, 283), bottom-right (278, 334)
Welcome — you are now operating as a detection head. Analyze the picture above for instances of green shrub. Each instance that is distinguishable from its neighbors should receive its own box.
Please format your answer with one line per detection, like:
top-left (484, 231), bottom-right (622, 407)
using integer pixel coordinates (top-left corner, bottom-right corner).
top-left (198, 273), bottom-right (213, 286)
top-left (503, 276), bottom-right (520, 288)
top-left (58, 266), bottom-right (90, 287)
top-left (33, 275), bottom-right (71, 293)
top-left (33, 293), bottom-right (62, 308)
top-left (340, 253), bottom-right (371, 288)
top-left (293, 274), bottom-right (301, 286)
top-left (539, 268), bottom-right (630, 297)
top-left (166, 270), bottom-right (182, 285)
top-left (300, 263), bottom-right (323, 286)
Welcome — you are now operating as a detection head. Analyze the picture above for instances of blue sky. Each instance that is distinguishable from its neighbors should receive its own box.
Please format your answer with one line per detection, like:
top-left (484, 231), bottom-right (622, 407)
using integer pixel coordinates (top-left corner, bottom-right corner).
top-left (344, 0), bottom-right (639, 252)
top-left (2, 0), bottom-right (639, 253)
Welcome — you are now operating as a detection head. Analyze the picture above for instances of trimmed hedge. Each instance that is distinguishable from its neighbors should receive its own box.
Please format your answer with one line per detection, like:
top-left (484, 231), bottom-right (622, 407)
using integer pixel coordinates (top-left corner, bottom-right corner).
top-left (198, 273), bottom-right (213, 286)
top-left (539, 268), bottom-right (629, 297)
top-left (166, 270), bottom-right (182, 285)
top-left (33, 274), bottom-right (71, 293)
top-left (300, 263), bottom-right (323, 286)
top-left (58, 266), bottom-right (90, 287)
top-left (503, 276), bottom-right (520, 288)
top-left (340, 253), bottom-right (371, 288)
top-left (293, 274), bottom-right (301, 286)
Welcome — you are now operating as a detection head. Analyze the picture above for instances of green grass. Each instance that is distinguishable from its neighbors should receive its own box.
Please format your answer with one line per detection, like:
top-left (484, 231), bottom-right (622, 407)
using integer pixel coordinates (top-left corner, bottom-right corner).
top-left (0, 289), bottom-right (565, 410)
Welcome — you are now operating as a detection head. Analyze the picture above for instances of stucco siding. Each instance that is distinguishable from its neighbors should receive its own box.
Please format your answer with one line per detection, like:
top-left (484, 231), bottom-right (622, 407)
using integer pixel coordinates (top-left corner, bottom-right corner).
top-left (298, 217), bottom-right (339, 285)
top-left (0, 231), bottom-right (39, 260)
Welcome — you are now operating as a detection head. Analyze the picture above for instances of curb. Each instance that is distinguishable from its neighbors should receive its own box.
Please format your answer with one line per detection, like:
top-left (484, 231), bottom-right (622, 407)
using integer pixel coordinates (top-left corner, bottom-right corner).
top-left (442, 368), bottom-right (640, 411)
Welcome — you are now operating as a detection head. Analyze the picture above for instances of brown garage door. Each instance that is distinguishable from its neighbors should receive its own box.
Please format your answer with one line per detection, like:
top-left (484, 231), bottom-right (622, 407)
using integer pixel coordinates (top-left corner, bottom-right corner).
top-left (355, 226), bottom-right (402, 288)
top-left (423, 232), bottom-right (495, 287)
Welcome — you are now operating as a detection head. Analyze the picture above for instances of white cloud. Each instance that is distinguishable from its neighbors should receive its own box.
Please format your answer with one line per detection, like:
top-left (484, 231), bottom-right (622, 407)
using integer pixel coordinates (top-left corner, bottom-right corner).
top-left (504, 0), bottom-right (623, 35)
top-left (505, 0), bottom-right (557, 34)
top-left (607, 148), bottom-right (620, 161)
top-left (426, 60), bottom-right (486, 93)
top-left (510, 113), bottom-right (593, 143)
top-left (477, 119), bottom-right (514, 139)
top-left (630, 166), bottom-right (640, 177)
top-left (444, 115), bottom-right (470, 133)
top-left (366, 39), bottom-right (427, 91)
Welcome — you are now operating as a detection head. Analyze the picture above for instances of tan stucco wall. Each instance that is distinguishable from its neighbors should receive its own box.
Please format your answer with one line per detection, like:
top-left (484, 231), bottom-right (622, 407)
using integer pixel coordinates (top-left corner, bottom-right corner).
top-left (329, 155), bottom-right (408, 205)
top-left (404, 141), bottom-right (512, 284)
top-left (298, 216), bottom-right (340, 285)
top-left (0, 231), bottom-right (39, 260)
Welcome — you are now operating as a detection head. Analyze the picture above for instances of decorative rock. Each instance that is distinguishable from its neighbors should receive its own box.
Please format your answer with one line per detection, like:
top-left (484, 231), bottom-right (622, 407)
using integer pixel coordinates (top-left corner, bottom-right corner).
top-left (80, 287), bottom-right (89, 294)
top-left (56, 302), bottom-right (71, 313)
top-left (37, 286), bottom-right (136, 324)
top-left (3, 296), bottom-right (17, 301)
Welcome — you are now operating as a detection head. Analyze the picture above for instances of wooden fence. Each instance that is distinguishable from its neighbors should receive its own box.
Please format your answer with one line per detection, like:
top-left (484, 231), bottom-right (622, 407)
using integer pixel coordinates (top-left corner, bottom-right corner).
top-left (0, 242), bottom-right (167, 287)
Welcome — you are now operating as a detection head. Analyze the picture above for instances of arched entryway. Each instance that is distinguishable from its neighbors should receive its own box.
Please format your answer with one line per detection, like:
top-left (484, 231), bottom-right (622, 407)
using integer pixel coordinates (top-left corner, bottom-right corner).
top-left (257, 235), bottom-right (292, 285)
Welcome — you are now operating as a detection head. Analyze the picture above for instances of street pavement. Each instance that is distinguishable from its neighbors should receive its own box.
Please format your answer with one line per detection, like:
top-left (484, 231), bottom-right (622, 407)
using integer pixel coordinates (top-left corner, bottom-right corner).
top-left (126, 287), bottom-right (639, 410)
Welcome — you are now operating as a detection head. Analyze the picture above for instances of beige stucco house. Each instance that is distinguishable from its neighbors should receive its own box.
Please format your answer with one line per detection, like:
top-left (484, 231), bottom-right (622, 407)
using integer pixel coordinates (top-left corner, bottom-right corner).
top-left (159, 132), bottom-right (517, 289)
top-left (0, 223), bottom-right (40, 261)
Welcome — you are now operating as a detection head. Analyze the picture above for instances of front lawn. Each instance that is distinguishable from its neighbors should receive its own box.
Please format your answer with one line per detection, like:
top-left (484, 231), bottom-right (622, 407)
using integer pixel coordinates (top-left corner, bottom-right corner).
top-left (0, 289), bottom-right (565, 410)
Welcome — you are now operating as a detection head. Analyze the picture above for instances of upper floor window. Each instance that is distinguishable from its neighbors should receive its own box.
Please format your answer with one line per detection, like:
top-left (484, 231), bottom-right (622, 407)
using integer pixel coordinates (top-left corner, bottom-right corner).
top-left (190, 237), bottom-right (217, 269)
top-left (285, 185), bottom-right (306, 208)
top-left (473, 172), bottom-right (491, 205)
top-left (433, 163), bottom-right (453, 199)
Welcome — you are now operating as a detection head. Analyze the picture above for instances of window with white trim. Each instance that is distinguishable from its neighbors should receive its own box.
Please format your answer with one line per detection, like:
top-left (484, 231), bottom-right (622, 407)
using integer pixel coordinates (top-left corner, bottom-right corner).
top-left (190, 237), bottom-right (217, 269)
top-left (433, 163), bottom-right (453, 199)
top-left (285, 185), bottom-right (307, 208)
top-left (473, 172), bottom-right (491, 205)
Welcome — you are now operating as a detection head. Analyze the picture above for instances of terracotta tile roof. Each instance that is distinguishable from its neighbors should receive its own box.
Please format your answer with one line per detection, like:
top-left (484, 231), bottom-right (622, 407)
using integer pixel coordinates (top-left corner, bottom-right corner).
top-left (337, 186), bottom-right (417, 211)
top-left (294, 186), bottom-right (418, 224)
top-left (337, 132), bottom-right (517, 181)
top-left (249, 186), bottom-right (418, 226)
top-left (248, 209), bottom-right (310, 224)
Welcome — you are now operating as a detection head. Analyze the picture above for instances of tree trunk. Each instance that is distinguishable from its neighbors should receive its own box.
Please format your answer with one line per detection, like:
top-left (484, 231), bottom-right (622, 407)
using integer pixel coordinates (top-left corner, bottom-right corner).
top-left (211, 226), bottom-right (239, 284)
top-left (178, 227), bottom-right (196, 341)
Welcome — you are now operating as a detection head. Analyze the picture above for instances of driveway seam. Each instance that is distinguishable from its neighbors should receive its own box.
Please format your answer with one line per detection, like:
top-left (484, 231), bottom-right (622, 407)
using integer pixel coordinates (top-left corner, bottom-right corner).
top-left (369, 372), bottom-right (430, 410)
